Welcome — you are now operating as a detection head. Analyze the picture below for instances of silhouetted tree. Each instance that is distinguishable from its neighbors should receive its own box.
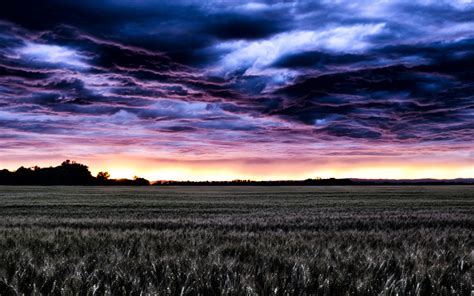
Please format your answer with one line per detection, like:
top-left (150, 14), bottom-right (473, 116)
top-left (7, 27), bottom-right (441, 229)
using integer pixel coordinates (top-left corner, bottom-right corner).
top-left (15, 167), bottom-right (34, 185)
top-left (0, 169), bottom-right (13, 185)
top-left (57, 161), bottom-right (95, 185)
top-left (97, 172), bottom-right (110, 180)
top-left (96, 171), bottom-right (111, 185)
top-left (133, 176), bottom-right (150, 186)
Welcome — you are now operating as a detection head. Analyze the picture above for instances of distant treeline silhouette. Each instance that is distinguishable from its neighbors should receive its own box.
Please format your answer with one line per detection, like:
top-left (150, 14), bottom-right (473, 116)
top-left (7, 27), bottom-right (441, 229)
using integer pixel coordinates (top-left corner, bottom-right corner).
top-left (154, 178), bottom-right (356, 186)
top-left (0, 160), bottom-right (149, 186)
top-left (0, 160), bottom-right (472, 186)
top-left (154, 178), bottom-right (473, 186)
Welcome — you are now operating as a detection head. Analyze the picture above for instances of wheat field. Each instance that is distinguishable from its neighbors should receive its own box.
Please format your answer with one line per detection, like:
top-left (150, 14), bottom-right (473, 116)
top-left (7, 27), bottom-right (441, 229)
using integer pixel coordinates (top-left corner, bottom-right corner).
top-left (0, 186), bottom-right (472, 295)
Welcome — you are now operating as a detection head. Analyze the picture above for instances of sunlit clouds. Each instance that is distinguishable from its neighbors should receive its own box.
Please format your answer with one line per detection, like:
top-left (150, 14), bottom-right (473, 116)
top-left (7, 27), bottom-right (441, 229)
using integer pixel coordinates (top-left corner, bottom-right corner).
top-left (16, 42), bottom-right (90, 69)
top-left (0, 1), bottom-right (473, 180)
top-left (216, 23), bottom-right (385, 75)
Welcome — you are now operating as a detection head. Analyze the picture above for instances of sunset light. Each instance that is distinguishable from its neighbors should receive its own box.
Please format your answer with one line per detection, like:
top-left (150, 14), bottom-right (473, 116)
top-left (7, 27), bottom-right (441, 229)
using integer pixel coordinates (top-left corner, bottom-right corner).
top-left (1, 1), bottom-right (473, 294)
top-left (0, 0), bottom-right (473, 180)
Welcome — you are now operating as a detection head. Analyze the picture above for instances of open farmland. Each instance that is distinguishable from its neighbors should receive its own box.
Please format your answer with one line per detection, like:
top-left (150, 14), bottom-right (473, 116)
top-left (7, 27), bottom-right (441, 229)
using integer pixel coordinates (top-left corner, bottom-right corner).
top-left (0, 186), bottom-right (472, 295)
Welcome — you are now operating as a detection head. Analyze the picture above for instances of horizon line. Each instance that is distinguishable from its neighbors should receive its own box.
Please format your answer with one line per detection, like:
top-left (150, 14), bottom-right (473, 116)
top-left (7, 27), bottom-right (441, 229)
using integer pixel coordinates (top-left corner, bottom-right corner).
top-left (1, 160), bottom-right (473, 183)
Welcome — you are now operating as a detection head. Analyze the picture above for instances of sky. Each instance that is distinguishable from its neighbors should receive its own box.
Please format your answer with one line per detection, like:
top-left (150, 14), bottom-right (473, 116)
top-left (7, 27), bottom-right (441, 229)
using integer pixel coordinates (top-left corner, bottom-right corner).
top-left (0, 0), bottom-right (473, 180)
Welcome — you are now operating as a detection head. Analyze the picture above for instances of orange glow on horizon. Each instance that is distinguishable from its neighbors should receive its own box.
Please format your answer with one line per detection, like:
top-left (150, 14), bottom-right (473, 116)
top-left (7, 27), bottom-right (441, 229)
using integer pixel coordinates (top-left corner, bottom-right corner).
top-left (1, 154), bottom-right (472, 181)
top-left (95, 161), bottom-right (474, 181)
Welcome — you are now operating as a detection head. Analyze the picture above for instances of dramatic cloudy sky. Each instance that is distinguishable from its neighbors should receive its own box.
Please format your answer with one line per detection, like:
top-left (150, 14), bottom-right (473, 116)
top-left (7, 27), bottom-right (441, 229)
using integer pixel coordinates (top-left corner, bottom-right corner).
top-left (0, 0), bottom-right (473, 180)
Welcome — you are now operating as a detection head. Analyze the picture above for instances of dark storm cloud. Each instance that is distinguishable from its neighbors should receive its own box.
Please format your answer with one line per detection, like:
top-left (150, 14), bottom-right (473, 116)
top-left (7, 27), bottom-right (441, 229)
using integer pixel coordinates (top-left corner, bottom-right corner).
top-left (273, 37), bottom-right (474, 140)
top-left (204, 12), bottom-right (288, 40)
top-left (0, 0), bottom-right (290, 65)
top-left (272, 51), bottom-right (371, 69)
top-left (0, 0), bottom-right (473, 158)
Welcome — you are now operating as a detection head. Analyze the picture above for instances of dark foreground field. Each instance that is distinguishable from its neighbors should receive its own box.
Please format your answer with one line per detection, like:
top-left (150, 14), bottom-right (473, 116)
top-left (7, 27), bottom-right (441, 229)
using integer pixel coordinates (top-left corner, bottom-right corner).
top-left (0, 186), bottom-right (472, 295)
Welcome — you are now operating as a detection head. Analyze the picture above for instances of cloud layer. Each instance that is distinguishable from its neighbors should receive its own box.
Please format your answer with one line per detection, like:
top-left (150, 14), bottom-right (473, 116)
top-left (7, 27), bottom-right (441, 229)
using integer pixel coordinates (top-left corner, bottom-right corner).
top-left (0, 0), bottom-right (473, 178)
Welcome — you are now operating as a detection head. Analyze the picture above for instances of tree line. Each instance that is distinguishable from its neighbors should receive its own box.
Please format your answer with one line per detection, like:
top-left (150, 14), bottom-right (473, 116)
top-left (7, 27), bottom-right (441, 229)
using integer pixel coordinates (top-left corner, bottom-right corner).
top-left (0, 160), bottom-right (471, 186)
top-left (0, 160), bottom-right (149, 186)
top-left (154, 178), bottom-right (356, 186)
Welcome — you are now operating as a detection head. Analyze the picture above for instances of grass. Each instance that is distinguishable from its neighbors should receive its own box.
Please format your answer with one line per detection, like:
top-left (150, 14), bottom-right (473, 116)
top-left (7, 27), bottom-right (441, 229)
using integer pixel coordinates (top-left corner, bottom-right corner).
top-left (0, 186), bottom-right (472, 295)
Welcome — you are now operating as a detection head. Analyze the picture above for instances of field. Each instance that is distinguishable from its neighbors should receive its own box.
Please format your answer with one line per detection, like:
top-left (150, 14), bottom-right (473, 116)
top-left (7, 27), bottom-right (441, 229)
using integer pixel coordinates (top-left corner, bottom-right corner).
top-left (0, 186), bottom-right (472, 295)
